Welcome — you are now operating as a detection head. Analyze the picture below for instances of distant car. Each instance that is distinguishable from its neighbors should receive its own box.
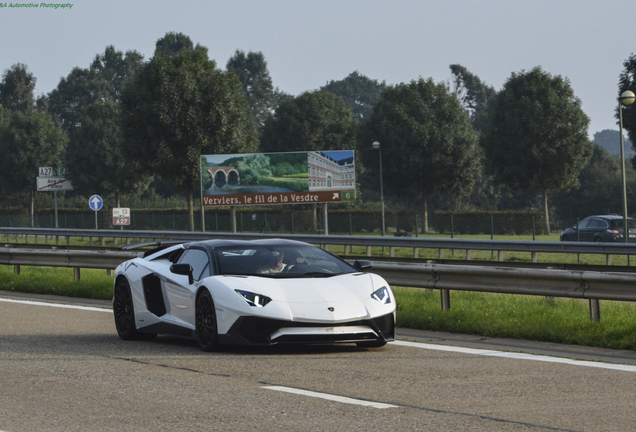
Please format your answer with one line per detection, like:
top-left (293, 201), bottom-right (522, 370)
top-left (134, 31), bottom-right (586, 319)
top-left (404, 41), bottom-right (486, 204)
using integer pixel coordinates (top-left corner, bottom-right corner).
top-left (113, 239), bottom-right (396, 351)
top-left (560, 215), bottom-right (636, 242)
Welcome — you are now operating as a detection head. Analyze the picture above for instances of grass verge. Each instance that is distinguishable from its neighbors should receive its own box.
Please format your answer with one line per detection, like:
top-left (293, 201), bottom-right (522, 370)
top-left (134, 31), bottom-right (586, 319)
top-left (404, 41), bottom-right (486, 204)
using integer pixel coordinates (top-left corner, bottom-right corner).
top-left (395, 287), bottom-right (636, 350)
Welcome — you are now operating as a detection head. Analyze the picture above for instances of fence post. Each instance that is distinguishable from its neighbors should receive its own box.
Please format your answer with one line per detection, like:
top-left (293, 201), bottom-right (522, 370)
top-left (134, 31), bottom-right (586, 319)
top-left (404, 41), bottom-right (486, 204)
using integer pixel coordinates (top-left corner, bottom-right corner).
top-left (589, 299), bottom-right (600, 322)
top-left (532, 216), bottom-right (536, 241)
top-left (349, 214), bottom-right (352, 236)
top-left (441, 289), bottom-right (450, 311)
top-left (291, 213), bottom-right (295, 235)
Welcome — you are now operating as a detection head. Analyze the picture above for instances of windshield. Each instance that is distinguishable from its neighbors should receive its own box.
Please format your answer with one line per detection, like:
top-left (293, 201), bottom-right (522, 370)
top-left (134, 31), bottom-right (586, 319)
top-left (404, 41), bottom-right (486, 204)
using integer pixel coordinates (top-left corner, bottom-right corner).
top-left (213, 244), bottom-right (357, 277)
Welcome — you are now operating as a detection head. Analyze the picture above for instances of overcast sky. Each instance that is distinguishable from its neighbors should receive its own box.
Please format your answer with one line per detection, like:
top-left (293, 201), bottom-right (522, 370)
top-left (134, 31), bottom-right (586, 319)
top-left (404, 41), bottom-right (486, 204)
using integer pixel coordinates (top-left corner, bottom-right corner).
top-left (1, 0), bottom-right (635, 138)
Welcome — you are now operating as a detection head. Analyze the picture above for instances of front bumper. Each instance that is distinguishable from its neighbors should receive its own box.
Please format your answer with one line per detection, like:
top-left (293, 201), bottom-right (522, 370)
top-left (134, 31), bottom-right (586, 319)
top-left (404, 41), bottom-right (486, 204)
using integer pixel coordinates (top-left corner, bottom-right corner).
top-left (219, 312), bottom-right (395, 345)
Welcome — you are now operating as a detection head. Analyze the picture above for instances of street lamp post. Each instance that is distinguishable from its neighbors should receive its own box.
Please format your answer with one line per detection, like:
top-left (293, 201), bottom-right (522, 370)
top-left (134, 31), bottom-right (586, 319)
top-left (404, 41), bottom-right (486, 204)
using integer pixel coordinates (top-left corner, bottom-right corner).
top-left (619, 90), bottom-right (635, 246)
top-left (372, 141), bottom-right (386, 236)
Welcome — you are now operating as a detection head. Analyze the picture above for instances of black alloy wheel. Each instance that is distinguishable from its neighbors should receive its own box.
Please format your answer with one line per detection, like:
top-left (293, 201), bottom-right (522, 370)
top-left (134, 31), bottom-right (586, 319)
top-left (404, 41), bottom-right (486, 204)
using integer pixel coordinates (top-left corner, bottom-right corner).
top-left (196, 290), bottom-right (219, 352)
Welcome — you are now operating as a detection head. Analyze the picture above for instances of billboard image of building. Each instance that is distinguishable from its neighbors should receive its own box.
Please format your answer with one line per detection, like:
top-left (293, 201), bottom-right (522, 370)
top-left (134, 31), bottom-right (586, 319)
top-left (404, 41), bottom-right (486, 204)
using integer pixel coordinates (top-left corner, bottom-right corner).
top-left (200, 151), bottom-right (355, 208)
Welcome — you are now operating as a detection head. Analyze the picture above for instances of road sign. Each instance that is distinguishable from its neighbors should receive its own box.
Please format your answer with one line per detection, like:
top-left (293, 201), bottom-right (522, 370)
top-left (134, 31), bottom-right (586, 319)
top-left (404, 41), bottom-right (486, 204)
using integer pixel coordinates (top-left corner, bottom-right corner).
top-left (89, 195), bottom-right (103, 211)
top-left (39, 167), bottom-right (53, 177)
top-left (37, 177), bottom-right (74, 191)
top-left (113, 208), bottom-right (130, 226)
top-left (57, 167), bottom-right (69, 177)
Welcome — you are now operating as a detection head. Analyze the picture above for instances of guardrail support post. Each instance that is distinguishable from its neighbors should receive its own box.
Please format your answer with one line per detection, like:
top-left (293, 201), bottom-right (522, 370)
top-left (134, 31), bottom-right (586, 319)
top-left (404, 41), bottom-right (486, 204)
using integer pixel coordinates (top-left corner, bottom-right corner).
top-left (389, 247), bottom-right (395, 257)
top-left (606, 255), bottom-right (612, 266)
top-left (466, 250), bottom-right (471, 261)
top-left (66, 236), bottom-right (70, 246)
top-left (441, 289), bottom-right (450, 311)
top-left (106, 269), bottom-right (112, 276)
top-left (532, 252), bottom-right (537, 263)
top-left (589, 299), bottom-right (600, 322)
top-left (73, 268), bottom-right (80, 281)
top-left (439, 249), bottom-right (444, 260)
top-left (14, 265), bottom-right (20, 275)
top-left (101, 237), bottom-right (105, 247)
top-left (366, 246), bottom-right (372, 257)
top-left (344, 245), bottom-right (349, 256)
top-left (498, 251), bottom-right (503, 262)
top-left (89, 237), bottom-right (93, 247)
top-left (413, 247), bottom-right (418, 258)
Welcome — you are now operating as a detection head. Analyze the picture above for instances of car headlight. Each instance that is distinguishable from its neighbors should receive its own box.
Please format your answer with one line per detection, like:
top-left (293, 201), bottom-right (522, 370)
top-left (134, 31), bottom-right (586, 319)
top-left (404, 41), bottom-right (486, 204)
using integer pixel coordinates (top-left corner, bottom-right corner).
top-left (371, 287), bottom-right (391, 304)
top-left (235, 290), bottom-right (272, 307)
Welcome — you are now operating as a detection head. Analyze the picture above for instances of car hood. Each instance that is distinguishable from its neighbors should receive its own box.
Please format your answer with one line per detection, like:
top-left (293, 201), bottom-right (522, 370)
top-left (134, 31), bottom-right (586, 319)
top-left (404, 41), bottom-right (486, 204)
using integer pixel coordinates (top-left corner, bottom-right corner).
top-left (219, 272), bottom-right (382, 321)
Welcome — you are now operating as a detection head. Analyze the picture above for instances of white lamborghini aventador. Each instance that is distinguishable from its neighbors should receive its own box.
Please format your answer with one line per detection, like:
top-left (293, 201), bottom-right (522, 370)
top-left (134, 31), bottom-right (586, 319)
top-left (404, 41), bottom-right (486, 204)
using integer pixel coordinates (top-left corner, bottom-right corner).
top-left (113, 239), bottom-right (396, 351)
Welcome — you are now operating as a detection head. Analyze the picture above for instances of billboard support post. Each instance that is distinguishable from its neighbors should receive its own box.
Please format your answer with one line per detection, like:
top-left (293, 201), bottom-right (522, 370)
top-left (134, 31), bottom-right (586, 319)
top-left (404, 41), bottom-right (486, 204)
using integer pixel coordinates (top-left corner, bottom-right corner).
top-left (54, 191), bottom-right (58, 228)
top-left (230, 206), bottom-right (236, 233)
top-left (323, 203), bottom-right (328, 236)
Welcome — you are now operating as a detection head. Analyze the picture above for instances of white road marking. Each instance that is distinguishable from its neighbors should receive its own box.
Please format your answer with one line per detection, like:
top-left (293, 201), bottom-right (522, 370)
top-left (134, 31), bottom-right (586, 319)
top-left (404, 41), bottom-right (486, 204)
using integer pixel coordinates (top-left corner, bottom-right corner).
top-left (393, 340), bottom-right (636, 372)
top-left (262, 386), bottom-right (398, 409)
top-left (3, 296), bottom-right (636, 373)
top-left (0, 297), bottom-right (112, 313)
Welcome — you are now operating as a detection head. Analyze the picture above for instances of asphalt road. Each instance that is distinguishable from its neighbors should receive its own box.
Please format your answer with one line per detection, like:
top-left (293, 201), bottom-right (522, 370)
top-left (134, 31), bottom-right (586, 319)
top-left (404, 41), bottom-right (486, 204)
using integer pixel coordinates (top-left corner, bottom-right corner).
top-left (2, 291), bottom-right (636, 432)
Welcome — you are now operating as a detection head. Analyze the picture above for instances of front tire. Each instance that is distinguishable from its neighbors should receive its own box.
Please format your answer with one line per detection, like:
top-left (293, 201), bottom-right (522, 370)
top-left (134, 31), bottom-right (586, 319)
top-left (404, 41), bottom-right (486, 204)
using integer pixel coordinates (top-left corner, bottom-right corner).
top-left (196, 290), bottom-right (219, 352)
top-left (113, 278), bottom-right (156, 341)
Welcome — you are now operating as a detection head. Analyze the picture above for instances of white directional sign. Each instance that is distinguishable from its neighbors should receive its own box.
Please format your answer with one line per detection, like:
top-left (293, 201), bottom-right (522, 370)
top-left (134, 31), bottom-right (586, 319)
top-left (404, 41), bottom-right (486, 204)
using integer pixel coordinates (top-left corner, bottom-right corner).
top-left (89, 195), bottom-right (103, 211)
top-left (113, 208), bottom-right (130, 226)
top-left (37, 177), bottom-right (74, 191)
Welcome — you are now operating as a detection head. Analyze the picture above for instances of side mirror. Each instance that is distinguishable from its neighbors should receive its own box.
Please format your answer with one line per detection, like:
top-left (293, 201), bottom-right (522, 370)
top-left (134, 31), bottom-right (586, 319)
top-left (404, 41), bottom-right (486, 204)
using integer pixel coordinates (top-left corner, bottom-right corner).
top-left (170, 263), bottom-right (193, 284)
top-left (353, 260), bottom-right (372, 271)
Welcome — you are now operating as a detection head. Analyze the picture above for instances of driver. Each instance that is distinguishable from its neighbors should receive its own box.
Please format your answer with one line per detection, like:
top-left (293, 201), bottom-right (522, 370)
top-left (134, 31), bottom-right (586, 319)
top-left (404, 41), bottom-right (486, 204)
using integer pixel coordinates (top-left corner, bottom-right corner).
top-left (260, 251), bottom-right (286, 274)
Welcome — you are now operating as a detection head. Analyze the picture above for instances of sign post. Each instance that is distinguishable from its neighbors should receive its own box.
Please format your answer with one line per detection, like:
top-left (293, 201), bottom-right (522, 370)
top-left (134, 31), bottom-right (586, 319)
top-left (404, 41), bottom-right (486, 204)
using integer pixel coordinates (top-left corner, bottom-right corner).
top-left (89, 195), bottom-right (103, 230)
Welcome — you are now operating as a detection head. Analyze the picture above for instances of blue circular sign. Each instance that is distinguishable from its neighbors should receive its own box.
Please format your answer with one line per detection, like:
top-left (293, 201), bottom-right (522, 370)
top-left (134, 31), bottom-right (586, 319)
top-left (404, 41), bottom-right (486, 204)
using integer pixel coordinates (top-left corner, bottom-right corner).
top-left (89, 195), bottom-right (103, 211)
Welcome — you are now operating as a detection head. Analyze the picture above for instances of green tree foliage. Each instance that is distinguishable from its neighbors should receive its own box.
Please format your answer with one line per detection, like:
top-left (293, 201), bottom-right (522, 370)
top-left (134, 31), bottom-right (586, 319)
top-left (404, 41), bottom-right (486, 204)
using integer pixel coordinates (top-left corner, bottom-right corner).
top-left (65, 101), bottom-right (149, 203)
top-left (481, 67), bottom-right (593, 234)
top-left (48, 46), bottom-right (147, 205)
top-left (0, 107), bottom-right (67, 215)
top-left (618, 54), bottom-right (636, 164)
top-left (321, 71), bottom-right (386, 122)
top-left (226, 50), bottom-right (277, 132)
top-left (553, 143), bottom-right (627, 223)
top-left (360, 78), bottom-right (480, 232)
top-left (155, 32), bottom-right (194, 57)
top-left (449, 64), bottom-right (496, 131)
top-left (48, 45), bottom-right (144, 134)
top-left (121, 33), bottom-right (255, 230)
top-left (593, 129), bottom-right (632, 156)
top-left (0, 63), bottom-right (36, 114)
top-left (260, 90), bottom-right (357, 152)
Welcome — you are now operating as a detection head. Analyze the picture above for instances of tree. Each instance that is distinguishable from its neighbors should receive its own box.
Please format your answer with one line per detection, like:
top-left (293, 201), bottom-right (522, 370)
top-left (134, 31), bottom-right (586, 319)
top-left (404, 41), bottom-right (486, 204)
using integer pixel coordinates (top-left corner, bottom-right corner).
top-left (260, 90), bottom-right (357, 152)
top-left (65, 101), bottom-right (149, 204)
top-left (481, 67), bottom-right (593, 234)
top-left (321, 71), bottom-right (386, 122)
top-left (449, 64), bottom-right (496, 131)
top-left (593, 129), bottom-right (632, 156)
top-left (48, 46), bottom-right (147, 206)
top-left (360, 78), bottom-right (480, 232)
top-left (618, 54), bottom-right (636, 164)
top-left (226, 50), bottom-right (277, 132)
top-left (0, 63), bottom-right (36, 114)
top-left (48, 45), bottom-right (145, 134)
top-left (0, 107), bottom-right (67, 220)
top-left (121, 33), bottom-right (255, 230)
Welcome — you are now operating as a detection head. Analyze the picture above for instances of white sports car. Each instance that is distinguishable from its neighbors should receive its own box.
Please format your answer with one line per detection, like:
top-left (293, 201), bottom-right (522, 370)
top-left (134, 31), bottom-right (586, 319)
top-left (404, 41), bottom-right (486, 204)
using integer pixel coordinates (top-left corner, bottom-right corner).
top-left (113, 239), bottom-right (396, 351)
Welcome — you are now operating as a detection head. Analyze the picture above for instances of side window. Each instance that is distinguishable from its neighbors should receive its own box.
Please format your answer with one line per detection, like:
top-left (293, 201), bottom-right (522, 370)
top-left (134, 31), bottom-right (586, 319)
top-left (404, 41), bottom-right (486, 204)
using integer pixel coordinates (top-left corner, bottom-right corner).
top-left (179, 249), bottom-right (211, 282)
top-left (589, 219), bottom-right (604, 228)
top-left (577, 218), bottom-right (590, 229)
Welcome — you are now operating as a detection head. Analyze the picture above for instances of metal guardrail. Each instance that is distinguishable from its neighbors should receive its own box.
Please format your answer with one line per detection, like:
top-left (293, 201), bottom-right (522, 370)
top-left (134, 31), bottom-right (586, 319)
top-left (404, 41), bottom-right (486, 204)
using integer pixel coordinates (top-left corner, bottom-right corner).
top-left (3, 227), bottom-right (636, 256)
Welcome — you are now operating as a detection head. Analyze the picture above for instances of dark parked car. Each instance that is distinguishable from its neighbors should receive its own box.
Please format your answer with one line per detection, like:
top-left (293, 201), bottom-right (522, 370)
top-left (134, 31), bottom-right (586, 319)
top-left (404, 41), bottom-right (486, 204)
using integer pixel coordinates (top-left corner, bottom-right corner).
top-left (560, 215), bottom-right (636, 242)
